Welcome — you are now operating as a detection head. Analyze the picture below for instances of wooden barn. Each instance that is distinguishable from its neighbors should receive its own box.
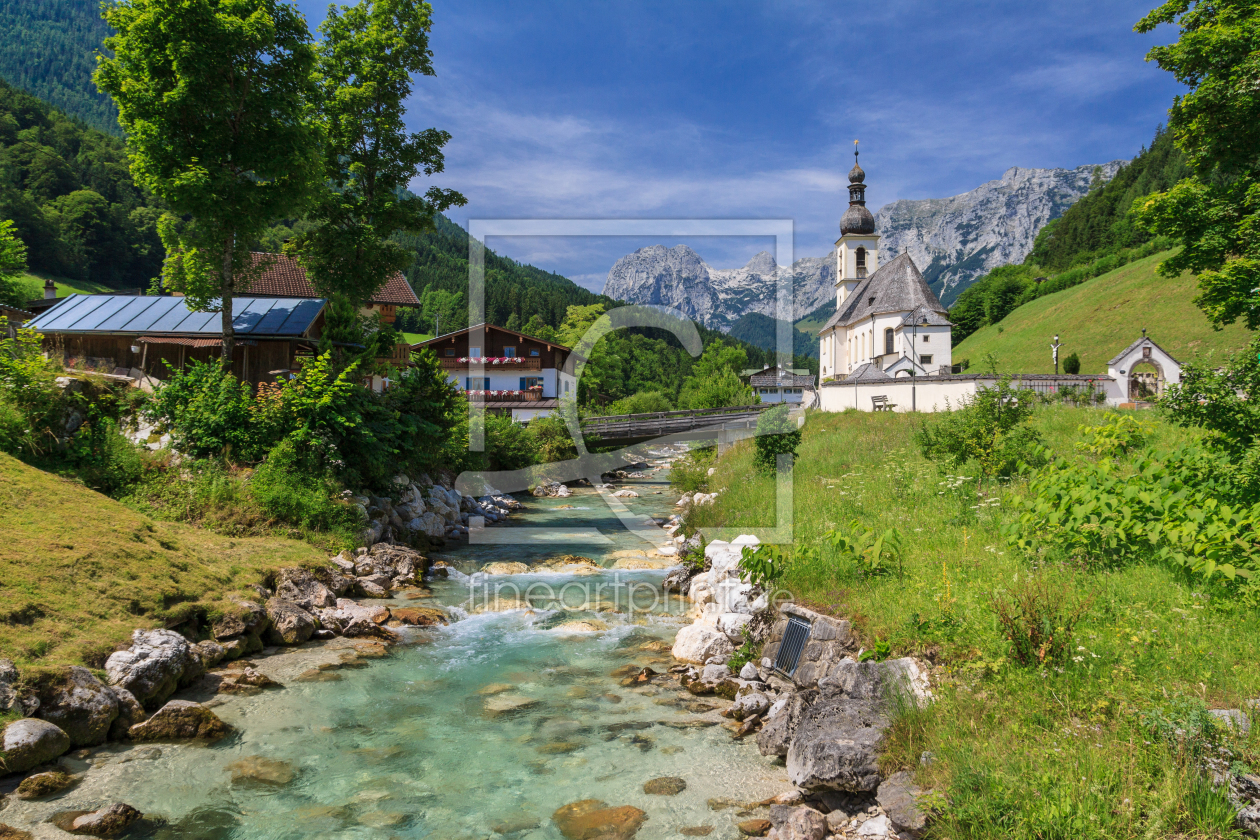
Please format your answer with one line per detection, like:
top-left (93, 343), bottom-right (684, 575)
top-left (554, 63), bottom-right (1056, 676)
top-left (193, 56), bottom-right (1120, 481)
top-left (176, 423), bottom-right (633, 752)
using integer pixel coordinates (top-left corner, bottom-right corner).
top-left (26, 294), bottom-right (327, 385)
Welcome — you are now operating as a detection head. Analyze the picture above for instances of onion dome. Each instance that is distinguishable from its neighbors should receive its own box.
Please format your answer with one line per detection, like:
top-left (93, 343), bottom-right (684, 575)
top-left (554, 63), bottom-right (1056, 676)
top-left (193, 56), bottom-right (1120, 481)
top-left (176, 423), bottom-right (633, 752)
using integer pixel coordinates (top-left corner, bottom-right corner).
top-left (840, 203), bottom-right (876, 235)
top-left (848, 160), bottom-right (866, 184)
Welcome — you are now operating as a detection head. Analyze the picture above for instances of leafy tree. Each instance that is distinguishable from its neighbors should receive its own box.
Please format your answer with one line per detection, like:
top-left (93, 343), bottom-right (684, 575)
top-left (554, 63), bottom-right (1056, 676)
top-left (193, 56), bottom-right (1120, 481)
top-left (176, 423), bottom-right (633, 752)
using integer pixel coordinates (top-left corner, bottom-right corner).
top-left (678, 341), bottom-right (755, 409)
top-left (1133, 0), bottom-right (1260, 329)
top-left (0, 218), bottom-right (29, 307)
top-left (557, 303), bottom-right (607, 348)
top-left (292, 0), bottom-right (464, 309)
top-left (753, 404), bottom-right (801, 473)
top-left (522, 313), bottom-right (558, 342)
top-left (95, 0), bottom-right (322, 361)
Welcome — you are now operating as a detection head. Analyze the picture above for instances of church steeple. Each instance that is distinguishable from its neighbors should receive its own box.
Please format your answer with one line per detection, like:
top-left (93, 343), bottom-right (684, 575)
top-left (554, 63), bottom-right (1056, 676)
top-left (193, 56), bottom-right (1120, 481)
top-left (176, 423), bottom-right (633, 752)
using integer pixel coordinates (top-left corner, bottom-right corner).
top-left (840, 143), bottom-right (876, 235)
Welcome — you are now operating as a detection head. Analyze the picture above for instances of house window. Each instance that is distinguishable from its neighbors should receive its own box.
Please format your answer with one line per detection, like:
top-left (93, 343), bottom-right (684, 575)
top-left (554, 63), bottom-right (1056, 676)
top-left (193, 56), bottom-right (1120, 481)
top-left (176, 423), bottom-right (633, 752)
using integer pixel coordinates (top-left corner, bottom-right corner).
top-left (444, 348), bottom-right (455, 357)
top-left (504, 346), bottom-right (516, 357)
top-left (884, 328), bottom-right (894, 355)
top-left (470, 347), bottom-right (482, 358)
top-left (530, 349), bottom-right (540, 357)
top-left (922, 334), bottom-right (930, 343)
top-left (520, 377), bottom-right (542, 390)
top-left (919, 355), bottom-right (933, 365)
top-left (564, 380), bottom-right (570, 393)
top-left (466, 377), bottom-right (489, 390)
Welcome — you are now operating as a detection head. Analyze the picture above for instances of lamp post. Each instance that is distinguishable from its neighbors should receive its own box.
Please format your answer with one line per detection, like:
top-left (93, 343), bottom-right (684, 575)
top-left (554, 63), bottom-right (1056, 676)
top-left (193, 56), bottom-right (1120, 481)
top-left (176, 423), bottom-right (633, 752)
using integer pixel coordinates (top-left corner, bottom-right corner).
top-left (911, 314), bottom-right (928, 411)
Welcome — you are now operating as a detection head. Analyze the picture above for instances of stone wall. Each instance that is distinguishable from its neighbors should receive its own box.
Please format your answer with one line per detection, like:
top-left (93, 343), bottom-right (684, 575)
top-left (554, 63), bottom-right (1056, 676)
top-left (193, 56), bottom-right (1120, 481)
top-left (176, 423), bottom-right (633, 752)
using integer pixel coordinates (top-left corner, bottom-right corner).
top-left (762, 604), bottom-right (857, 689)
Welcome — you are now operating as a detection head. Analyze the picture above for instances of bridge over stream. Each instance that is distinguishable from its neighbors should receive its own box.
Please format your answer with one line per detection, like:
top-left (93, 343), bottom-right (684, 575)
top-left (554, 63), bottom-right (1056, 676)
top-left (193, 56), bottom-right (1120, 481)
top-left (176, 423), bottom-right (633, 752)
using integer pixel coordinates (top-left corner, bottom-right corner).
top-left (578, 403), bottom-right (776, 449)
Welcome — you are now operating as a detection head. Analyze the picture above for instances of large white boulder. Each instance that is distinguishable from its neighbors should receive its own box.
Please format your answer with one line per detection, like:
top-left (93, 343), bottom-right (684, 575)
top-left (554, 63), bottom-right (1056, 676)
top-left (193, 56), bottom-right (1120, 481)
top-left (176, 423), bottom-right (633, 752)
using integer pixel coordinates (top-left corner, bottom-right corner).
top-left (105, 629), bottom-right (194, 709)
top-left (672, 624), bottom-right (735, 664)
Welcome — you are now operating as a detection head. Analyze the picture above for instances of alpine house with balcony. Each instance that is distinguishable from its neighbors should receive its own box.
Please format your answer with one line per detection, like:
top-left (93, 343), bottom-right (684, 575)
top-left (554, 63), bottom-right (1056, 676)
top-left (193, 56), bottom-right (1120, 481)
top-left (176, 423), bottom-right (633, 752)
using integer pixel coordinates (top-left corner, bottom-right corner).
top-left (412, 324), bottom-right (577, 421)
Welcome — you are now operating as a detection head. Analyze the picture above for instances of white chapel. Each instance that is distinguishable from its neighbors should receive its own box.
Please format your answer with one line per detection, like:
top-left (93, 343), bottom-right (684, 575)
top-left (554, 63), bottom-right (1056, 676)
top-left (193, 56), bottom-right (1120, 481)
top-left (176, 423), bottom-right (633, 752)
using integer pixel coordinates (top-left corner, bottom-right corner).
top-left (818, 152), bottom-right (953, 381)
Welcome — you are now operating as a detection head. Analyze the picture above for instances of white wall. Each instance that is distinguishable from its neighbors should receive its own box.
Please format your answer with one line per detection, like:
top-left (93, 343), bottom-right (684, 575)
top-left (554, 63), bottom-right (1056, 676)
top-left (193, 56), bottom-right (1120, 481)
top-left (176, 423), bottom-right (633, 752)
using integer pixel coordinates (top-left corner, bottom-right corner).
top-left (819, 375), bottom-right (1123, 413)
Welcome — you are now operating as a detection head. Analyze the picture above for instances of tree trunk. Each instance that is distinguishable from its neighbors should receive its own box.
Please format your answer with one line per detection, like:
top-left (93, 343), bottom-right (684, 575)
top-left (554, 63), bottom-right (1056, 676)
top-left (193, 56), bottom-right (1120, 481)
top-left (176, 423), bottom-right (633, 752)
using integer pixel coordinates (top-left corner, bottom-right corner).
top-left (220, 239), bottom-right (235, 367)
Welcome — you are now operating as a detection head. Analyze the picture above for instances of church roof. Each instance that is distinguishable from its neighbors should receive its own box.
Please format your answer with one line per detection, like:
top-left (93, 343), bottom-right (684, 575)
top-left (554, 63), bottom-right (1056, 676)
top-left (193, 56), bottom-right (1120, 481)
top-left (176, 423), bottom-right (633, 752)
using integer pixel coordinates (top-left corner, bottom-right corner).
top-left (820, 252), bottom-right (948, 332)
top-left (839, 362), bottom-right (892, 383)
top-left (899, 304), bottom-right (953, 328)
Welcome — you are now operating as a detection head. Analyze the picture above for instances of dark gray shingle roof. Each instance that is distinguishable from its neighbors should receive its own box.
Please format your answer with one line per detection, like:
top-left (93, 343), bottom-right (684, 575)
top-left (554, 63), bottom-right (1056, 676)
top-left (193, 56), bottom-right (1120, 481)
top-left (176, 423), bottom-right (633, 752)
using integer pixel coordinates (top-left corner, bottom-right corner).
top-left (839, 362), bottom-right (892, 383)
top-left (820, 252), bottom-right (947, 332)
top-left (1106, 335), bottom-right (1178, 367)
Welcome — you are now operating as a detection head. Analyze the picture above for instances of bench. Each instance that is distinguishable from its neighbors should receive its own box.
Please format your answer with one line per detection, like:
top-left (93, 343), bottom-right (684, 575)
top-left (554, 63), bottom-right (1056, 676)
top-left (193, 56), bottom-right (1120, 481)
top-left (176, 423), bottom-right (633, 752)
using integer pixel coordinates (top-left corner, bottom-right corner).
top-left (871, 395), bottom-right (896, 412)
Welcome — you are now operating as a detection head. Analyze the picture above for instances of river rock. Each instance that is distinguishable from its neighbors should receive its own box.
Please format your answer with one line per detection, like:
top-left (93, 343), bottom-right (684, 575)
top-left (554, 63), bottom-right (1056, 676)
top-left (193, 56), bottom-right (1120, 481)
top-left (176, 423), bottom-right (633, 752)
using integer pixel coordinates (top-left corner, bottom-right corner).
top-left (389, 607), bottom-right (447, 626)
top-left (552, 799), bottom-right (647, 840)
top-left (737, 819), bottom-right (772, 836)
top-left (0, 659), bottom-right (17, 713)
top-left (104, 629), bottom-right (194, 710)
top-left (1238, 803), bottom-right (1260, 837)
top-left (773, 806), bottom-right (827, 840)
top-left (275, 567), bottom-right (336, 610)
top-left (25, 666), bottom-right (119, 747)
top-left (106, 687), bottom-right (147, 741)
top-left (482, 562), bottom-right (531, 575)
top-left (358, 580), bottom-right (389, 598)
top-left (1, 718), bottom-right (71, 773)
top-left (0, 824), bottom-right (34, 840)
top-left (644, 777), bottom-right (687, 795)
top-left (876, 770), bottom-right (927, 837)
top-left (856, 814), bottom-right (892, 836)
top-left (672, 625), bottom-right (734, 664)
top-left (662, 566), bottom-right (697, 594)
top-left (128, 700), bottom-right (230, 742)
top-left (228, 755), bottom-right (297, 785)
top-left (786, 697), bottom-right (888, 792)
top-left (51, 803), bottom-right (142, 836)
top-left (732, 691), bottom-right (771, 722)
top-left (483, 694), bottom-right (541, 717)
top-left (264, 598), bottom-right (316, 645)
top-left (17, 768), bottom-right (74, 799)
top-left (554, 620), bottom-right (609, 633)
top-left (211, 599), bottom-right (267, 640)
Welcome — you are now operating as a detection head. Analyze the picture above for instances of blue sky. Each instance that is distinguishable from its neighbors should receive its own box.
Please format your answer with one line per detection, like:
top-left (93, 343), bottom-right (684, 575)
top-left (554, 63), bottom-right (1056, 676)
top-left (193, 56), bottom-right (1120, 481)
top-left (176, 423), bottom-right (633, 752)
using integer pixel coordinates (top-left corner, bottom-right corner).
top-left (296, 0), bottom-right (1184, 292)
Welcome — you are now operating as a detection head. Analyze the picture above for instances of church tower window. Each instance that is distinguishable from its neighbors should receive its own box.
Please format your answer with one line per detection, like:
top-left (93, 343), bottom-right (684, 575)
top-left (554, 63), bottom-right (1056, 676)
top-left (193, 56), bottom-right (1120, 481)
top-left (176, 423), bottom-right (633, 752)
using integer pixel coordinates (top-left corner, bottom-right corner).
top-left (856, 247), bottom-right (867, 278)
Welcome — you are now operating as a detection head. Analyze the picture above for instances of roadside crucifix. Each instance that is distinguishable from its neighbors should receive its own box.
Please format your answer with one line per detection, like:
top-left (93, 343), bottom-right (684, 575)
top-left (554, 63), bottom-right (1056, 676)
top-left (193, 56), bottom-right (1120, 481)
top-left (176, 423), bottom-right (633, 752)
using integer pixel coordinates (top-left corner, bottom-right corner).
top-left (1051, 334), bottom-right (1061, 374)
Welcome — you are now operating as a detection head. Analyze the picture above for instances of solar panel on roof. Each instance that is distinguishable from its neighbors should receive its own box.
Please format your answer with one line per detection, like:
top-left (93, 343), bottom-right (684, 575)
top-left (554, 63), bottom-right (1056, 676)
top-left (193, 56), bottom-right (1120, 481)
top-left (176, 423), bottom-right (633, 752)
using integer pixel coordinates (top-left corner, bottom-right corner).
top-left (95, 297), bottom-right (167, 332)
top-left (27, 294), bottom-right (325, 337)
top-left (232, 298), bottom-right (273, 334)
top-left (274, 299), bottom-right (324, 336)
top-left (29, 295), bottom-right (104, 332)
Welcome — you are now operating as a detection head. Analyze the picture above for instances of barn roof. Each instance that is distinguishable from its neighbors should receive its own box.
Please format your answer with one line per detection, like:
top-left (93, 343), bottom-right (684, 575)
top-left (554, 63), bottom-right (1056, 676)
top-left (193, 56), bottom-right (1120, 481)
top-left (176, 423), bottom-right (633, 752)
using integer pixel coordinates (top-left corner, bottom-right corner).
top-left (27, 294), bottom-right (325, 338)
top-left (243, 252), bottom-right (420, 307)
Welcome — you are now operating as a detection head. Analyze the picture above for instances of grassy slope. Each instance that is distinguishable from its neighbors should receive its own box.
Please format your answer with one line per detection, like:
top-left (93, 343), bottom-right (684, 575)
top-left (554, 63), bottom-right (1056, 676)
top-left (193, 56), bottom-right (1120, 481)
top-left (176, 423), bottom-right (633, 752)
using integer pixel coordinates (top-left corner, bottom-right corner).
top-left (952, 251), bottom-right (1253, 374)
top-left (0, 454), bottom-right (323, 668)
top-left (687, 409), bottom-right (1260, 839)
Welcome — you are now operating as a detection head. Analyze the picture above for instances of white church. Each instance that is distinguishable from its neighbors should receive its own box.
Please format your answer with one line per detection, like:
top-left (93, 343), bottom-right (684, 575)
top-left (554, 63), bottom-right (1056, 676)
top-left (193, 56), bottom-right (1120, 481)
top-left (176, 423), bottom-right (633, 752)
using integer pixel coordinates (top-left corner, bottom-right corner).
top-left (816, 152), bottom-right (1178, 413)
top-left (819, 151), bottom-right (953, 382)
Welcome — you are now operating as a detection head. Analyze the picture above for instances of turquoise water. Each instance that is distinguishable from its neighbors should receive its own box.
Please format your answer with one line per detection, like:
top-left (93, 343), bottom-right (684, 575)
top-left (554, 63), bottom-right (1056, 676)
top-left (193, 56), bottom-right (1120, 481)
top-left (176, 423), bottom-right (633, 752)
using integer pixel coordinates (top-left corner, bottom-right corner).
top-left (0, 467), bottom-right (790, 839)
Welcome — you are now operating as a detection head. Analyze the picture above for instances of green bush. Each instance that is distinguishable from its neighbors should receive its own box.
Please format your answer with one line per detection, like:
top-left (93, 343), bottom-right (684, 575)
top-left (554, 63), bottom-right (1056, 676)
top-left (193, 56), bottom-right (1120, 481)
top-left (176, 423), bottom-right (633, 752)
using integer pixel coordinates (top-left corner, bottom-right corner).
top-left (0, 321), bottom-right (68, 455)
top-left (669, 448), bottom-right (715, 494)
top-left (1063, 352), bottom-right (1081, 374)
top-left (915, 376), bottom-right (1046, 478)
top-left (753, 404), bottom-right (801, 473)
top-left (1007, 443), bottom-right (1260, 592)
top-left (145, 359), bottom-right (261, 460)
top-left (249, 439), bottom-right (363, 536)
top-left (528, 412), bottom-right (577, 463)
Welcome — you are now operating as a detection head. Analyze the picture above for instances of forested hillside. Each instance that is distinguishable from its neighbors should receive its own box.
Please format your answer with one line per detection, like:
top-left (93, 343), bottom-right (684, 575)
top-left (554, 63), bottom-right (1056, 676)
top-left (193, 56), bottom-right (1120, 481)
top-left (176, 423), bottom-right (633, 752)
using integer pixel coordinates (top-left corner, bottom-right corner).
top-left (0, 77), bottom-right (163, 290)
top-left (728, 312), bottom-right (819, 364)
top-left (949, 126), bottom-right (1187, 346)
top-left (0, 0), bottom-right (118, 136)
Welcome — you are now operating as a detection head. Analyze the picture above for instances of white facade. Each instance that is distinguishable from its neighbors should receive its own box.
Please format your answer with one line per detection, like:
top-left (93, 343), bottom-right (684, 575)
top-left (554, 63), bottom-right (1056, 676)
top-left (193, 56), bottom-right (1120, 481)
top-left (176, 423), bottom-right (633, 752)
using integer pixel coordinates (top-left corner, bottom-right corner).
top-left (1106, 334), bottom-right (1181, 402)
top-left (819, 374), bottom-right (1126, 413)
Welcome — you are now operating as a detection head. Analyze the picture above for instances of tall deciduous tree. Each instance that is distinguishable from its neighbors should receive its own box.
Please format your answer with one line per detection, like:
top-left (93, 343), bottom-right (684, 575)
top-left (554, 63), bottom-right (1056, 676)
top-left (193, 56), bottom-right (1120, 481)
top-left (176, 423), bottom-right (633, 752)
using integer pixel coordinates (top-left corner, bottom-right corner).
top-left (0, 218), bottom-right (30, 308)
top-left (95, 0), bottom-right (322, 362)
top-left (293, 0), bottom-right (464, 308)
top-left (1133, 1), bottom-right (1260, 330)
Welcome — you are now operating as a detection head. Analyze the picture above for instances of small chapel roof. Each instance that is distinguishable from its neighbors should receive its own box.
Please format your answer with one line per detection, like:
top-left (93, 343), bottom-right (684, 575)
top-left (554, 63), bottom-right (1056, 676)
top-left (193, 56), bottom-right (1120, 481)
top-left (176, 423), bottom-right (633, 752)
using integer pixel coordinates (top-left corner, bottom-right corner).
top-left (899, 305), bottom-right (953, 327)
top-left (819, 252), bottom-right (948, 332)
top-left (1106, 334), bottom-right (1179, 367)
